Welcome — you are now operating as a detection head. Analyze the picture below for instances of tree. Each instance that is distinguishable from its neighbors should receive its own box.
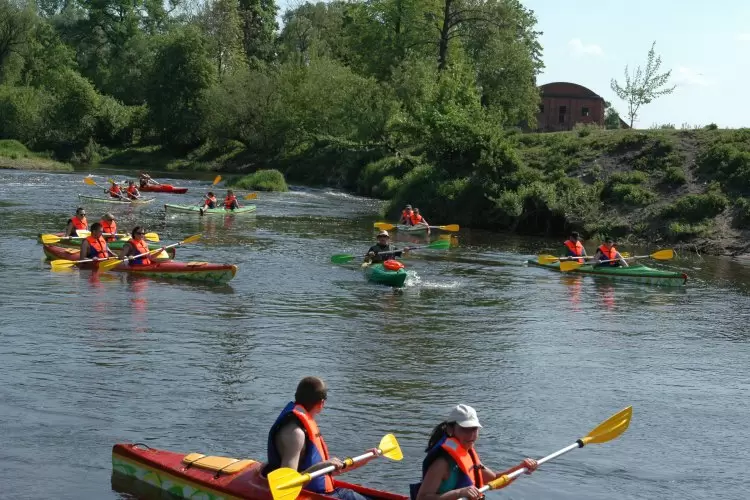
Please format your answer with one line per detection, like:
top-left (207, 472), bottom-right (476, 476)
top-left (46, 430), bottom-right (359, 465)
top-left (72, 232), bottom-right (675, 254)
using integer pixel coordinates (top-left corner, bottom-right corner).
top-left (610, 41), bottom-right (675, 128)
top-left (0, 0), bottom-right (35, 83)
top-left (604, 107), bottom-right (621, 129)
top-left (238, 0), bottom-right (277, 65)
top-left (201, 0), bottom-right (246, 79)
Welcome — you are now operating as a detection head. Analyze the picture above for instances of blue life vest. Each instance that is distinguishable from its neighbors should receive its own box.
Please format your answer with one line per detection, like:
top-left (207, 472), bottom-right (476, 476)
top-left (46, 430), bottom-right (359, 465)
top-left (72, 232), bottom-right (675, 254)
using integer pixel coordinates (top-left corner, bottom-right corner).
top-left (409, 436), bottom-right (484, 500)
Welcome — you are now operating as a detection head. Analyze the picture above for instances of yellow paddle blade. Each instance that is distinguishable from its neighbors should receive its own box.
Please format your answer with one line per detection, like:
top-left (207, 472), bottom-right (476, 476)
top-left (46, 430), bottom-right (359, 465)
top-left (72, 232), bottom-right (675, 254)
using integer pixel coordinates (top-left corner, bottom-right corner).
top-left (244, 193), bottom-right (257, 200)
top-left (76, 230), bottom-right (91, 237)
top-left (581, 406), bottom-right (633, 445)
top-left (181, 234), bottom-right (202, 244)
top-left (83, 177), bottom-right (96, 186)
top-left (268, 467), bottom-right (307, 500)
top-left (620, 252), bottom-right (630, 258)
top-left (41, 234), bottom-right (63, 244)
top-left (559, 261), bottom-right (583, 272)
top-left (212, 175), bottom-right (222, 185)
top-left (538, 254), bottom-right (560, 264)
top-left (374, 222), bottom-right (395, 230)
top-left (49, 259), bottom-right (79, 270)
top-left (378, 434), bottom-right (403, 461)
top-left (144, 232), bottom-right (160, 242)
top-left (651, 249), bottom-right (674, 260)
top-left (438, 224), bottom-right (460, 232)
top-left (98, 258), bottom-right (123, 272)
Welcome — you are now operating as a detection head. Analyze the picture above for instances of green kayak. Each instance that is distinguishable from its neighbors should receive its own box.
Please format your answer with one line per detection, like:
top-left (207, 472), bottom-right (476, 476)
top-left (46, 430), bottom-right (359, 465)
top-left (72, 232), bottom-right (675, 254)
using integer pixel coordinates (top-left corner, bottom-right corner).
top-left (164, 203), bottom-right (257, 215)
top-left (394, 223), bottom-right (429, 235)
top-left (527, 260), bottom-right (687, 287)
top-left (363, 262), bottom-right (408, 287)
top-left (78, 194), bottom-right (155, 205)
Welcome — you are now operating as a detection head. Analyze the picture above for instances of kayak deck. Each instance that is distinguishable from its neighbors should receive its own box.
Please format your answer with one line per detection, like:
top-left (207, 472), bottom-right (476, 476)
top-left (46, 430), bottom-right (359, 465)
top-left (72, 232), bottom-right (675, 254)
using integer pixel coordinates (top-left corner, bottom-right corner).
top-left (165, 203), bottom-right (257, 215)
top-left (139, 184), bottom-right (188, 194)
top-left (78, 194), bottom-right (155, 205)
top-left (363, 263), bottom-right (408, 287)
top-left (527, 260), bottom-right (687, 287)
top-left (112, 443), bottom-right (406, 500)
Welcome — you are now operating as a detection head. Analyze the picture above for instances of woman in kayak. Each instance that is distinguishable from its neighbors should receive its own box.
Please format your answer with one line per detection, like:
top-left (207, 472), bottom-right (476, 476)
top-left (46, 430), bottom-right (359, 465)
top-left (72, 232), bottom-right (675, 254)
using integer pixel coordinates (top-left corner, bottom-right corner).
top-left (64, 207), bottom-right (88, 237)
top-left (224, 190), bottom-right (240, 210)
top-left (199, 192), bottom-right (218, 214)
top-left (365, 230), bottom-right (404, 263)
top-left (79, 223), bottom-right (117, 261)
top-left (399, 205), bottom-right (414, 225)
top-left (593, 237), bottom-right (629, 267)
top-left (107, 180), bottom-right (123, 199)
top-left (125, 181), bottom-right (141, 200)
top-left (120, 226), bottom-right (163, 265)
top-left (411, 405), bottom-right (537, 500)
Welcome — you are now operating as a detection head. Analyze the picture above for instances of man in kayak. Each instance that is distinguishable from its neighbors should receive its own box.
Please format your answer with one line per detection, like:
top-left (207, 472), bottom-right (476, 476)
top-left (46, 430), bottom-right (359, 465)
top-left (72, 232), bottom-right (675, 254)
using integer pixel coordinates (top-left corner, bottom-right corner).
top-left (107, 180), bottom-right (124, 199)
top-left (79, 222), bottom-right (117, 261)
top-left (64, 207), bottom-right (88, 237)
top-left (199, 191), bottom-right (218, 215)
top-left (139, 172), bottom-right (157, 188)
top-left (265, 376), bottom-right (378, 500)
top-left (100, 213), bottom-right (117, 242)
top-left (593, 237), bottom-right (629, 267)
top-left (366, 230), bottom-right (404, 263)
top-left (563, 231), bottom-right (587, 263)
top-left (399, 205), bottom-right (414, 225)
top-left (125, 181), bottom-right (141, 200)
top-left (411, 405), bottom-right (538, 500)
top-left (224, 190), bottom-right (240, 210)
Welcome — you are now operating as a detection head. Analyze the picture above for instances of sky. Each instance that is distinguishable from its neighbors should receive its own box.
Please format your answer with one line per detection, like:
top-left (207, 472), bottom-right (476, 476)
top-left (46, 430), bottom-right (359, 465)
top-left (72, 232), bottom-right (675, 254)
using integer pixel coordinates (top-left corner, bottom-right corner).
top-left (274, 0), bottom-right (750, 128)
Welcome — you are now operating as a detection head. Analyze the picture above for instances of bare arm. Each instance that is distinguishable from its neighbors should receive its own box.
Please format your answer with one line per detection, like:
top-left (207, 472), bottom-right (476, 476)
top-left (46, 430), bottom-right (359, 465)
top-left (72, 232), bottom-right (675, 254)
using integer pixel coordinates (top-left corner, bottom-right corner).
top-left (275, 421), bottom-right (343, 474)
top-left (79, 240), bottom-right (90, 260)
top-left (417, 457), bottom-right (477, 500)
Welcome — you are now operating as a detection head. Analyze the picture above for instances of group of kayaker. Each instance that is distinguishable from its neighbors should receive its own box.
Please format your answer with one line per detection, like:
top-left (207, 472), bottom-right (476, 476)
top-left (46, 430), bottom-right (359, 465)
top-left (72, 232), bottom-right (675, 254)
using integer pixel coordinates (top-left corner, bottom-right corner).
top-left (564, 232), bottom-right (629, 267)
top-left (199, 190), bottom-right (240, 213)
top-left (65, 208), bottom-right (163, 265)
top-left (265, 376), bottom-right (537, 500)
top-left (399, 204), bottom-right (429, 227)
top-left (107, 180), bottom-right (142, 200)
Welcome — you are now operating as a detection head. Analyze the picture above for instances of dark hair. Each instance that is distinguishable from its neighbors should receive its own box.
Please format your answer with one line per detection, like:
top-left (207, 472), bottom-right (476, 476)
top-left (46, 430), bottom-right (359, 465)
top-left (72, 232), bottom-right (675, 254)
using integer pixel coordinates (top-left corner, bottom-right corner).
top-left (90, 222), bottom-right (102, 232)
top-left (294, 376), bottom-right (327, 408)
top-left (208, 191), bottom-right (214, 197)
top-left (131, 226), bottom-right (145, 238)
top-left (570, 231), bottom-right (580, 238)
top-left (425, 420), bottom-right (455, 451)
top-left (76, 207), bottom-right (85, 214)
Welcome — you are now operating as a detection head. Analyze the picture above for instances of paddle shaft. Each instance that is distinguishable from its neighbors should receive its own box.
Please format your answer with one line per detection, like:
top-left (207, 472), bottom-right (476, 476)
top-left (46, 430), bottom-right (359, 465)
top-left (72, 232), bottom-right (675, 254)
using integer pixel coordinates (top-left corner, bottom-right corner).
top-left (297, 450), bottom-right (381, 484)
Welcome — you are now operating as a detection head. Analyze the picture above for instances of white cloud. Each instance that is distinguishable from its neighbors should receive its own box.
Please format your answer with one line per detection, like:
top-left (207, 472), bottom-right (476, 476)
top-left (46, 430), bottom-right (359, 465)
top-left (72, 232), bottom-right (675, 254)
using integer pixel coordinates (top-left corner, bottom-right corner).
top-left (568, 38), bottom-right (604, 57)
top-left (673, 66), bottom-right (716, 87)
top-left (735, 33), bottom-right (750, 41)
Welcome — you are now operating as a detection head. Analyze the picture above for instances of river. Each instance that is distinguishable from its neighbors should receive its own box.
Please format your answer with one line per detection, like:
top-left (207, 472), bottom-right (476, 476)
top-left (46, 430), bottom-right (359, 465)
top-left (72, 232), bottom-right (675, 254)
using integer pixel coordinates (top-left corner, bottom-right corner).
top-left (1, 169), bottom-right (748, 500)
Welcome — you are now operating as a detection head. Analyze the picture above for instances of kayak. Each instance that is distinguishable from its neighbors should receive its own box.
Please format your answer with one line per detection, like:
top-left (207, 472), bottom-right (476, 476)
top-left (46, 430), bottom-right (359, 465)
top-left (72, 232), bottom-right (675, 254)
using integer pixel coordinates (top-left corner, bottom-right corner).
top-left (139, 184), bottom-right (188, 194)
top-left (78, 194), bottom-right (155, 205)
top-left (363, 262), bottom-right (408, 287)
top-left (392, 223), bottom-right (429, 235)
top-left (38, 235), bottom-right (176, 258)
top-left (527, 260), bottom-right (688, 287)
top-left (112, 443), bottom-right (407, 500)
top-left (165, 203), bottom-right (257, 215)
top-left (44, 245), bottom-right (237, 283)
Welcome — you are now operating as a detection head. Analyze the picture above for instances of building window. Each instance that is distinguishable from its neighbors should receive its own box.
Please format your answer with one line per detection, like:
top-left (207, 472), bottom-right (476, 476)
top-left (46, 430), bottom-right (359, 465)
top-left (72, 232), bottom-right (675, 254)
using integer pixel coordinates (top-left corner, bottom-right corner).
top-left (558, 105), bottom-right (566, 124)
top-left (539, 104), bottom-right (544, 113)
top-left (582, 107), bottom-right (590, 117)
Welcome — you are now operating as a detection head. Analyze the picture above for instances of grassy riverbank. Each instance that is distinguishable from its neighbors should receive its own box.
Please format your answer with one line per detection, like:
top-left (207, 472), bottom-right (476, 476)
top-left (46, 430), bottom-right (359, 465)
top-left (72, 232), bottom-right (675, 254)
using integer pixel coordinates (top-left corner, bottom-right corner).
top-left (0, 140), bottom-right (72, 172)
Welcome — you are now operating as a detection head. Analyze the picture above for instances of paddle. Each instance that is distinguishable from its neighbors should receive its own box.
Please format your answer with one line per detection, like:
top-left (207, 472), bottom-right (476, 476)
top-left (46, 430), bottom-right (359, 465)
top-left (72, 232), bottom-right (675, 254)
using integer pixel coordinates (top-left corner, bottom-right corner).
top-left (560, 249), bottom-right (673, 272)
top-left (267, 434), bottom-right (403, 500)
top-left (41, 232), bottom-right (160, 245)
top-left (139, 172), bottom-right (162, 186)
top-left (538, 252), bottom-right (632, 265)
top-left (98, 233), bottom-right (202, 271)
top-left (459, 407), bottom-right (633, 499)
top-left (331, 239), bottom-right (451, 264)
top-left (84, 177), bottom-right (130, 201)
top-left (243, 192), bottom-right (258, 200)
top-left (110, 178), bottom-right (142, 200)
top-left (374, 222), bottom-right (460, 232)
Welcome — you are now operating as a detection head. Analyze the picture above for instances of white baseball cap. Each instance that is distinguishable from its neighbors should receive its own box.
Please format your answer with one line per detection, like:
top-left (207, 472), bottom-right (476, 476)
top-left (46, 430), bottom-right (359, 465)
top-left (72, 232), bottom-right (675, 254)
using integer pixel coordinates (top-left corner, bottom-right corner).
top-left (447, 404), bottom-right (482, 428)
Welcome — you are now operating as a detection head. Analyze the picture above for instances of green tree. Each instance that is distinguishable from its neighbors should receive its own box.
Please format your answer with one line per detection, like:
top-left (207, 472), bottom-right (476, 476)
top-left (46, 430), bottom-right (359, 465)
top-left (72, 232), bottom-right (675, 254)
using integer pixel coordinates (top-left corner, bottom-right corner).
top-left (238, 0), bottom-right (277, 65)
top-left (610, 41), bottom-right (675, 128)
top-left (0, 0), bottom-right (35, 83)
top-left (201, 0), bottom-right (246, 79)
top-left (603, 101), bottom-right (622, 129)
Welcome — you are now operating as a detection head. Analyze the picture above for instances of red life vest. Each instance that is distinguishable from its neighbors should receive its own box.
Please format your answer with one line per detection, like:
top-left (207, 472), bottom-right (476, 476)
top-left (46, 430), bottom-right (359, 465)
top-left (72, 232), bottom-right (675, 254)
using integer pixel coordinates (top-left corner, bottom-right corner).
top-left (224, 195), bottom-right (238, 209)
top-left (410, 213), bottom-right (424, 225)
top-left (85, 235), bottom-right (108, 259)
top-left (205, 196), bottom-right (218, 208)
top-left (129, 238), bottom-right (151, 265)
top-left (109, 185), bottom-right (121, 198)
top-left (101, 220), bottom-right (117, 242)
top-left (440, 437), bottom-right (485, 488)
top-left (71, 216), bottom-right (88, 231)
top-left (401, 209), bottom-right (413, 224)
top-left (564, 240), bottom-right (584, 263)
top-left (126, 186), bottom-right (139, 199)
top-left (598, 245), bottom-right (618, 266)
top-left (290, 404), bottom-right (334, 493)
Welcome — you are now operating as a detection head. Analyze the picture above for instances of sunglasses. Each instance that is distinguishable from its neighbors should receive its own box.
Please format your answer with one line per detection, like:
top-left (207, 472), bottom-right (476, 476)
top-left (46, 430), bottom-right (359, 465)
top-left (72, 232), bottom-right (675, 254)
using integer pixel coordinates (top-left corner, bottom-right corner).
top-left (135, 232), bottom-right (145, 235)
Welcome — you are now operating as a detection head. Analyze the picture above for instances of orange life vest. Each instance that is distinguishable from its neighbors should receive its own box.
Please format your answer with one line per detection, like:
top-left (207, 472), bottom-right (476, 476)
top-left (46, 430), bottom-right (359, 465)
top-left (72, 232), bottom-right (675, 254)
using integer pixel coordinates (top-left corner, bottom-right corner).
top-left (109, 185), bottom-right (121, 198)
top-left (410, 213), bottom-right (424, 225)
top-left (598, 245), bottom-right (618, 265)
top-left (129, 238), bottom-right (151, 265)
top-left (290, 404), bottom-right (334, 493)
top-left (85, 235), bottom-right (108, 259)
top-left (101, 220), bottom-right (117, 242)
top-left (440, 437), bottom-right (485, 489)
top-left (205, 196), bottom-right (218, 208)
top-left (126, 186), bottom-right (139, 199)
top-left (401, 209), bottom-right (413, 224)
top-left (71, 216), bottom-right (88, 231)
top-left (224, 195), bottom-right (238, 210)
top-left (564, 240), bottom-right (584, 263)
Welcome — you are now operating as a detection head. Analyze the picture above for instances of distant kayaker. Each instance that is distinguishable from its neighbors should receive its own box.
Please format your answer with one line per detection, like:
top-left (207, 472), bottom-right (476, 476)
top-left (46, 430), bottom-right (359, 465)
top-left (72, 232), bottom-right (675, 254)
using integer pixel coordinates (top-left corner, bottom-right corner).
top-left (64, 207), bottom-right (88, 237)
top-left (411, 404), bottom-right (538, 500)
top-left (79, 222), bottom-right (117, 261)
top-left (200, 192), bottom-right (218, 214)
top-left (410, 208), bottom-right (430, 234)
top-left (139, 172), bottom-right (157, 188)
top-left (400, 205), bottom-right (414, 225)
top-left (107, 180), bottom-right (123, 199)
top-left (593, 237), bottom-right (629, 267)
top-left (366, 230), bottom-right (404, 264)
top-left (265, 376), bottom-right (378, 500)
top-left (120, 226), bottom-right (161, 265)
top-left (564, 231), bottom-right (587, 263)
top-left (126, 181), bottom-right (141, 200)
top-left (224, 190), bottom-right (240, 210)
top-left (100, 213), bottom-right (117, 242)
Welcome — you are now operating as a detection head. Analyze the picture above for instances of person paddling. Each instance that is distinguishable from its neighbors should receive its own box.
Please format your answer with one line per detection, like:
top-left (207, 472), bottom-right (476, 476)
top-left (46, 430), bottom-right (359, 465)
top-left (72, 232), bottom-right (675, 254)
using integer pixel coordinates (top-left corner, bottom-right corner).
top-left (139, 172), bottom-right (156, 188)
top-left (125, 180), bottom-right (141, 200)
top-left (400, 205), bottom-right (414, 225)
top-left (593, 237), bottom-right (628, 267)
top-left (64, 207), bottom-right (88, 237)
top-left (107, 180), bottom-right (124, 199)
top-left (563, 231), bottom-right (587, 264)
top-left (100, 213), bottom-right (117, 242)
top-left (264, 376), bottom-right (378, 500)
top-left (224, 189), bottom-right (240, 210)
top-left (79, 222), bottom-right (117, 261)
top-left (366, 230), bottom-right (405, 264)
top-left (120, 226), bottom-right (163, 265)
top-left (199, 191), bottom-right (218, 214)
top-left (411, 405), bottom-right (538, 500)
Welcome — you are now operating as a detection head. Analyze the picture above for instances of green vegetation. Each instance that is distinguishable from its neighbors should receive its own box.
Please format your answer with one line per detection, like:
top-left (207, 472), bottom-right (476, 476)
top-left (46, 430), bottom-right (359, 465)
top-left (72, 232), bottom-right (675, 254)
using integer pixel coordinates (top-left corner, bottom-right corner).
top-left (231, 169), bottom-right (288, 192)
top-left (0, 140), bottom-right (71, 171)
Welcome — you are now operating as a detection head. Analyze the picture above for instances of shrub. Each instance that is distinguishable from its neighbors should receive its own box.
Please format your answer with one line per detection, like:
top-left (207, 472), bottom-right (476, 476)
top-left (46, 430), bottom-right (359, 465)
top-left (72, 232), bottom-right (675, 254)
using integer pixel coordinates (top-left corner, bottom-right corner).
top-left (668, 221), bottom-right (712, 240)
top-left (231, 169), bottom-right (288, 192)
top-left (733, 198), bottom-right (750, 228)
top-left (661, 192), bottom-right (728, 222)
top-left (660, 166), bottom-right (687, 186)
top-left (705, 123), bottom-right (718, 130)
top-left (609, 171), bottom-right (648, 185)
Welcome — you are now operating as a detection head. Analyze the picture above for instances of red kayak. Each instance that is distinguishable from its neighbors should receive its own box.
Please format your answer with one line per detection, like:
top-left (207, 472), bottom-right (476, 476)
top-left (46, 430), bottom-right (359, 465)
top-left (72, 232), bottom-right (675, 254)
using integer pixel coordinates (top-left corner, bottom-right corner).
top-left (43, 245), bottom-right (237, 283)
top-left (112, 443), bottom-right (407, 500)
top-left (139, 183), bottom-right (188, 194)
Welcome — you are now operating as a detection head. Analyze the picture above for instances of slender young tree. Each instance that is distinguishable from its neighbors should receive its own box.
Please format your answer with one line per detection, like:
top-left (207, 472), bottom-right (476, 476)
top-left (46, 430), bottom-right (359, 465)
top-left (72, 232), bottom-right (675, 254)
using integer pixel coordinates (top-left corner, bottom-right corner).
top-left (610, 41), bottom-right (675, 128)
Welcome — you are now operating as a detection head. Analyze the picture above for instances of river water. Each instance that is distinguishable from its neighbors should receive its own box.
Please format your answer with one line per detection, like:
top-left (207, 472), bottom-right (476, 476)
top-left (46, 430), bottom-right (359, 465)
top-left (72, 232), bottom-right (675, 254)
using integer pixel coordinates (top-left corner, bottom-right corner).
top-left (1, 169), bottom-right (748, 500)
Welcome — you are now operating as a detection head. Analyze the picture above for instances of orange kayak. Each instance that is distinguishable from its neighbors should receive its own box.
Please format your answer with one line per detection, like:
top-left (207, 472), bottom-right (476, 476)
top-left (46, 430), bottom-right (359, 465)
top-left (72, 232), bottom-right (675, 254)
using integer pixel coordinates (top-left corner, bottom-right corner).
top-left (112, 443), bottom-right (408, 500)
top-left (139, 184), bottom-right (188, 194)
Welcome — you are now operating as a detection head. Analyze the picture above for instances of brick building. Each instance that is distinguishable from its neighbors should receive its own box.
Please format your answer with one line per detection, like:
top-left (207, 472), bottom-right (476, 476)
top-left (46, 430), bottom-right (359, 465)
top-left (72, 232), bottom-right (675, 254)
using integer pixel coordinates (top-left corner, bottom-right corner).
top-left (536, 82), bottom-right (605, 132)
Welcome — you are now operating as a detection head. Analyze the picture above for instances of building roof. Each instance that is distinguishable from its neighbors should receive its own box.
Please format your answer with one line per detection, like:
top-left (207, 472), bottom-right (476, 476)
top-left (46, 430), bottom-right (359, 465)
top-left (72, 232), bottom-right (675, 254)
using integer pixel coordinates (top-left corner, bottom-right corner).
top-left (540, 82), bottom-right (604, 101)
